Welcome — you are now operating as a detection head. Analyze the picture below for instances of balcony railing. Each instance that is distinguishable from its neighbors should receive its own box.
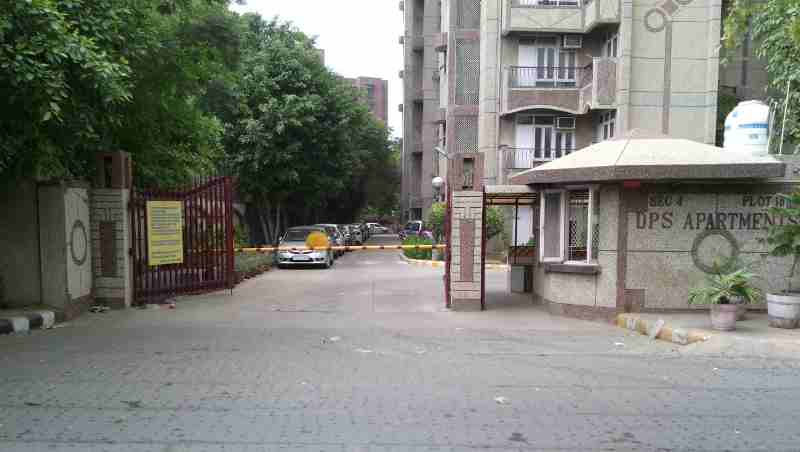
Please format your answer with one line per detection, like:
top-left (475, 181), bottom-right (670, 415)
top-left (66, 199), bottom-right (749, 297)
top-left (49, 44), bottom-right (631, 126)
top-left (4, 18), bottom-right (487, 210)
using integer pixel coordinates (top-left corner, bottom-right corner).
top-left (503, 146), bottom-right (576, 170)
top-left (508, 66), bottom-right (590, 89)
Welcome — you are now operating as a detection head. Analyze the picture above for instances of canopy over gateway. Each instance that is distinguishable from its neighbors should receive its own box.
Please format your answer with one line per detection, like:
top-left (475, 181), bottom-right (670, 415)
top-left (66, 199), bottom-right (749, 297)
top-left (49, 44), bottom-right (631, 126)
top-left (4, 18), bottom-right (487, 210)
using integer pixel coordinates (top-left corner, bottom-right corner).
top-left (509, 129), bottom-right (786, 185)
top-left (484, 184), bottom-right (538, 206)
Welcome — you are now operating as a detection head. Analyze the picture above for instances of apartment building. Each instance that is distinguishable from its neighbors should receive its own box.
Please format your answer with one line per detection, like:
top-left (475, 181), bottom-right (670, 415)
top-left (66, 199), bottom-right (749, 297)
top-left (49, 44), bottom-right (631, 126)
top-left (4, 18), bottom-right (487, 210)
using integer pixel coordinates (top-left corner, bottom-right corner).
top-left (402, 0), bottom-right (727, 221)
top-left (346, 77), bottom-right (389, 124)
top-left (400, 0), bottom-right (442, 221)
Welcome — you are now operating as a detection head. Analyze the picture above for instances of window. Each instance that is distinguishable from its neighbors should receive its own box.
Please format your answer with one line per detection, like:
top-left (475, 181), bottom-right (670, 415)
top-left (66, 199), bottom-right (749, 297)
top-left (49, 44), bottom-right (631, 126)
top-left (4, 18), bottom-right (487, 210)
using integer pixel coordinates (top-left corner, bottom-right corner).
top-left (602, 32), bottom-right (619, 58)
top-left (516, 115), bottom-right (575, 163)
top-left (598, 110), bottom-right (616, 141)
top-left (518, 0), bottom-right (580, 6)
top-left (539, 188), bottom-right (599, 264)
top-left (517, 39), bottom-right (577, 88)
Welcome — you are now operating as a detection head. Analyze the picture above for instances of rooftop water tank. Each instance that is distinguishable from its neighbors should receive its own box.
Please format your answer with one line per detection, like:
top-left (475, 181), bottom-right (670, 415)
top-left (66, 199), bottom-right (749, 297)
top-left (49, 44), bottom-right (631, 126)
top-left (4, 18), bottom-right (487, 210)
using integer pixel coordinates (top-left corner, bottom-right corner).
top-left (723, 100), bottom-right (770, 155)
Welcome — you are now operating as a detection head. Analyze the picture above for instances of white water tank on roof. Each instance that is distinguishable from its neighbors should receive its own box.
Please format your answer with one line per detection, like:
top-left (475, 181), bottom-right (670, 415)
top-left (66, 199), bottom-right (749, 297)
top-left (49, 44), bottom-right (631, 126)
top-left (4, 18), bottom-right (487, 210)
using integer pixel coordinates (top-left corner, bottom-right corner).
top-left (724, 100), bottom-right (770, 155)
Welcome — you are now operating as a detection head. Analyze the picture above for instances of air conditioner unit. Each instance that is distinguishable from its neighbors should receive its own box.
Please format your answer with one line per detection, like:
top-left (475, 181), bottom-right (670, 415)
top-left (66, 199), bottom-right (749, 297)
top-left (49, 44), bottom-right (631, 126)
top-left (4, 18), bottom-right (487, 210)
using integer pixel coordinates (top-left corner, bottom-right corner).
top-left (399, 1), bottom-right (404, 11)
top-left (557, 117), bottom-right (576, 129)
top-left (562, 35), bottom-right (582, 49)
top-left (398, 104), bottom-right (404, 112)
top-left (399, 36), bottom-right (405, 45)
top-left (399, 70), bottom-right (404, 79)
top-left (432, 70), bottom-right (440, 82)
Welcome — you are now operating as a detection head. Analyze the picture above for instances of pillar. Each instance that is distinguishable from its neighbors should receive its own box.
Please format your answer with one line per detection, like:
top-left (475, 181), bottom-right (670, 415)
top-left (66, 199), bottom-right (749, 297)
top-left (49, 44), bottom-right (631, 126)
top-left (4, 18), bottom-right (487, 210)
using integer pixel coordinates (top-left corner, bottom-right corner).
top-left (90, 151), bottom-right (133, 309)
top-left (447, 152), bottom-right (485, 311)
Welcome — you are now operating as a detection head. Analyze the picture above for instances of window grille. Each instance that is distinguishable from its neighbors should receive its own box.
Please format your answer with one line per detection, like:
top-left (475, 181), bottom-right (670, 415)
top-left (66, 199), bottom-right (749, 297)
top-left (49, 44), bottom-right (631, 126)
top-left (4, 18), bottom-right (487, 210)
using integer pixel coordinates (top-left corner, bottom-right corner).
top-left (456, 0), bottom-right (481, 29)
top-left (455, 39), bottom-right (480, 105)
top-left (454, 116), bottom-right (478, 153)
top-left (567, 190), bottom-right (590, 261)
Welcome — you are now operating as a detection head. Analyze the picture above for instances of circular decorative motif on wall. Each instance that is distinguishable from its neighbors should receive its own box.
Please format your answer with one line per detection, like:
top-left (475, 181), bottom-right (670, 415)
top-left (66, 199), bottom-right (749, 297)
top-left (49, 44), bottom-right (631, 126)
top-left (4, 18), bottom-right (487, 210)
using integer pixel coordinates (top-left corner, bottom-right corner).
top-left (70, 220), bottom-right (88, 267)
top-left (691, 229), bottom-right (740, 274)
top-left (644, 8), bottom-right (668, 33)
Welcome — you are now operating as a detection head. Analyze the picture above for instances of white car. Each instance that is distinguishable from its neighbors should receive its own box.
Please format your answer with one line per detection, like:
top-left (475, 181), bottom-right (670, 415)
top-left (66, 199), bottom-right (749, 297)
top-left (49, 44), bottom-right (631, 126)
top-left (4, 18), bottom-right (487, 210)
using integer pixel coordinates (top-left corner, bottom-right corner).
top-left (276, 226), bottom-right (334, 269)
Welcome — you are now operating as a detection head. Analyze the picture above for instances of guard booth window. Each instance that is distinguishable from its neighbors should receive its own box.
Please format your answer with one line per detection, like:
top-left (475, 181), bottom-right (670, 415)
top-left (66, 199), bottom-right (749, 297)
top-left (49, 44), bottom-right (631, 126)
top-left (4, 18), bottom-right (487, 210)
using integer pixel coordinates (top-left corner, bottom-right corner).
top-left (540, 188), bottom-right (599, 264)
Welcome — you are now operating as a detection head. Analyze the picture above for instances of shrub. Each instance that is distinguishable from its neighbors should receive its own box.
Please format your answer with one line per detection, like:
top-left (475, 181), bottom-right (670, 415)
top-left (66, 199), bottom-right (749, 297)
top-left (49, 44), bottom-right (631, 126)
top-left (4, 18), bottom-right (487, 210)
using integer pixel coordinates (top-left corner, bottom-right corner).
top-left (403, 236), bottom-right (433, 260)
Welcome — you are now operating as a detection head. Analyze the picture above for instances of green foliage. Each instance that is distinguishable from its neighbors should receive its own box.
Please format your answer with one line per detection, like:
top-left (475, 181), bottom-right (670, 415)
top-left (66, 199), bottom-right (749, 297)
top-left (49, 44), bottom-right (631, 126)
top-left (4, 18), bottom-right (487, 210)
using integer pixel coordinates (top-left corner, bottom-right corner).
top-left (688, 268), bottom-right (763, 305)
top-left (426, 203), bottom-right (505, 244)
top-left (764, 190), bottom-right (800, 291)
top-left (723, 0), bottom-right (800, 145)
top-left (426, 202), bottom-right (446, 242)
top-left (0, 0), bottom-right (238, 185)
top-left (234, 223), bottom-right (249, 248)
top-left (234, 251), bottom-right (272, 274)
top-left (219, 15), bottom-right (395, 241)
top-left (486, 206), bottom-right (506, 241)
top-left (403, 236), bottom-right (433, 260)
top-left (716, 91), bottom-right (741, 146)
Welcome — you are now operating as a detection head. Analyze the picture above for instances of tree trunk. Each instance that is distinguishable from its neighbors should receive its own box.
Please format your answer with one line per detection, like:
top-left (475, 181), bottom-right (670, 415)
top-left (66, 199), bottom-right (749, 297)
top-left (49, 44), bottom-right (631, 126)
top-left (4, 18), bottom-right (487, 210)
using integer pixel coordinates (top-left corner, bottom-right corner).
top-left (275, 200), bottom-right (282, 241)
top-left (257, 206), bottom-right (271, 246)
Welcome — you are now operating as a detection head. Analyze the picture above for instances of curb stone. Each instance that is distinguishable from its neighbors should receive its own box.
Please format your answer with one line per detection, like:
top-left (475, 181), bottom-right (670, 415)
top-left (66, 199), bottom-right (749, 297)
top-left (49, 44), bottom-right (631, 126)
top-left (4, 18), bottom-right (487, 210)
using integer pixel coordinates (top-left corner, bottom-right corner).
top-left (0, 311), bottom-right (56, 335)
top-left (616, 313), bottom-right (711, 346)
top-left (398, 253), bottom-right (509, 270)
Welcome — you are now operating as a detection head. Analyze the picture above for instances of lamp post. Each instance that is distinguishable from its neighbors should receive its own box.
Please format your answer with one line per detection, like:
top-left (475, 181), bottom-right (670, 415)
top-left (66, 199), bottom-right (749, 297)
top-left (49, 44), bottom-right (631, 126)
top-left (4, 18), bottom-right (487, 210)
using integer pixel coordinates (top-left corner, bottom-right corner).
top-left (432, 176), bottom-right (444, 202)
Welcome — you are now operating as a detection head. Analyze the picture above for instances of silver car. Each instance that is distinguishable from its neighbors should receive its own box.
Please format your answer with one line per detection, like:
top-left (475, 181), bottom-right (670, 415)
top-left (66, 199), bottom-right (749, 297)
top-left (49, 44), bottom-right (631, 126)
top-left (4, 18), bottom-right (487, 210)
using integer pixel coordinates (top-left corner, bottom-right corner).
top-left (315, 224), bottom-right (346, 257)
top-left (276, 226), bottom-right (334, 269)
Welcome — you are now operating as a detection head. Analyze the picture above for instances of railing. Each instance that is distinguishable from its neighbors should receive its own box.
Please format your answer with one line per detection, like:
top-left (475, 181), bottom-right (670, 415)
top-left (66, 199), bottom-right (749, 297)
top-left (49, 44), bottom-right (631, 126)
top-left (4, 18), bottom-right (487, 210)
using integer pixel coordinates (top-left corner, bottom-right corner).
top-left (503, 146), bottom-right (576, 170)
top-left (512, 0), bottom-right (580, 6)
top-left (509, 66), bottom-right (589, 89)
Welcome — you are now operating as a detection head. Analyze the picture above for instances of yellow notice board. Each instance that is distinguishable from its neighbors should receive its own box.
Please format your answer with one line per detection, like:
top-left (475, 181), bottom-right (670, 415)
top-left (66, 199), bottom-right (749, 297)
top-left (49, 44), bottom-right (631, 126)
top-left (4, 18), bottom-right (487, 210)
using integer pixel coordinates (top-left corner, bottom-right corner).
top-left (147, 201), bottom-right (184, 266)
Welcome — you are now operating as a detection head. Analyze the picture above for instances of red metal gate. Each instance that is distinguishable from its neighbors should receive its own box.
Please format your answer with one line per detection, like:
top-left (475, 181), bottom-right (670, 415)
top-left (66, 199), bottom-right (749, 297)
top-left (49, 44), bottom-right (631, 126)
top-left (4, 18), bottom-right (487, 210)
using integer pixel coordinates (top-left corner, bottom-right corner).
top-left (130, 176), bottom-right (234, 305)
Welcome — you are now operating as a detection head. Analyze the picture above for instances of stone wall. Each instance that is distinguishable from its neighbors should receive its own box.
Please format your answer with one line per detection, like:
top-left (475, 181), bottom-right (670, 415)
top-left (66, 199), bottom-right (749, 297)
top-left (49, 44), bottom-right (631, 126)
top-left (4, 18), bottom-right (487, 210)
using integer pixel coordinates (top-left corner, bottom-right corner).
top-left (0, 181), bottom-right (41, 307)
top-left (624, 183), bottom-right (800, 311)
top-left (449, 191), bottom-right (483, 310)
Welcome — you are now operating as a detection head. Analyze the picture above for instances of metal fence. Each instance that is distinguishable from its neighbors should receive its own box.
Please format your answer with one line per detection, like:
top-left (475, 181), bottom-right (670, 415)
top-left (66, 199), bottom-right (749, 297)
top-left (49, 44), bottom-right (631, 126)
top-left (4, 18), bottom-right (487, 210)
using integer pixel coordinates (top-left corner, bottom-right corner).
top-left (130, 176), bottom-right (234, 305)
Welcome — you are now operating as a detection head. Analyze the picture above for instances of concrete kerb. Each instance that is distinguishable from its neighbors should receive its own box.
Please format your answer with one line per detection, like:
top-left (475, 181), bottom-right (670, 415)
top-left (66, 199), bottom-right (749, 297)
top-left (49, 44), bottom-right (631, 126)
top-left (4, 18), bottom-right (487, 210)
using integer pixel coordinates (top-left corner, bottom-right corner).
top-left (398, 252), bottom-right (509, 270)
top-left (616, 313), bottom-right (711, 346)
top-left (0, 310), bottom-right (57, 335)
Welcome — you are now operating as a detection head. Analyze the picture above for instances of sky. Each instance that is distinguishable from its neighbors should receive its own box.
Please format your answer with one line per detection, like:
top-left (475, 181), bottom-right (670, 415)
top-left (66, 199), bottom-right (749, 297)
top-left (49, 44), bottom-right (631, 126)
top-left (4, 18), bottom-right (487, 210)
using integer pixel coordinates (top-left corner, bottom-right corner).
top-left (230, 0), bottom-right (404, 138)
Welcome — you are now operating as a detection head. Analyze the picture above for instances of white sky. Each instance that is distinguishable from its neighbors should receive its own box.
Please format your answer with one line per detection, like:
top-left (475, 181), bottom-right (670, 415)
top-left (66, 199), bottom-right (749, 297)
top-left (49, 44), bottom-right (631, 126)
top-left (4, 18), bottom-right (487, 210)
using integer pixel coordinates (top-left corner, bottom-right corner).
top-left (230, 1), bottom-right (404, 138)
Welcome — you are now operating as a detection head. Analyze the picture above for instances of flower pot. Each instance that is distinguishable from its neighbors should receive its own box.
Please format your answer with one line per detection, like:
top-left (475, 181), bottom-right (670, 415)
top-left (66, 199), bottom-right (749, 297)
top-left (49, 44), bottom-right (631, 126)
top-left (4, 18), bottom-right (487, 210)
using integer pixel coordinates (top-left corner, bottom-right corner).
top-left (767, 292), bottom-right (800, 329)
top-left (710, 304), bottom-right (738, 331)
top-left (736, 304), bottom-right (748, 321)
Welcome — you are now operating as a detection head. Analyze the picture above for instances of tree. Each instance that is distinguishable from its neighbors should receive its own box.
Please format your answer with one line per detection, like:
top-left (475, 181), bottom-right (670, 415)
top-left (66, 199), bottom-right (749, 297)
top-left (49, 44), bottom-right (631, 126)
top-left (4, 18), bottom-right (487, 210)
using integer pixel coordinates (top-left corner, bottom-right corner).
top-left (0, 0), bottom-right (240, 185)
top-left (220, 15), bottom-right (393, 243)
top-left (723, 0), bottom-right (800, 146)
top-left (426, 202), bottom-right (506, 244)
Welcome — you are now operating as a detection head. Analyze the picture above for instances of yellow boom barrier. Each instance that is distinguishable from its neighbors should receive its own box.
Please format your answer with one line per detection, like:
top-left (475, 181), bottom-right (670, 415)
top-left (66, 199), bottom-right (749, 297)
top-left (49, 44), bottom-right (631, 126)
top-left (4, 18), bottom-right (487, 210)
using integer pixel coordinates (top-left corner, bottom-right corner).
top-left (236, 244), bottom-right (448, 253)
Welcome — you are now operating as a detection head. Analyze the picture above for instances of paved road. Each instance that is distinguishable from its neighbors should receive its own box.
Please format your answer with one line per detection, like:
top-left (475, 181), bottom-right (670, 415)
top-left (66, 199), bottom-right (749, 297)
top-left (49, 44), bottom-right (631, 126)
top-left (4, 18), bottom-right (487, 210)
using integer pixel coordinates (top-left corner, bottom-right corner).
top-left (1, 234), bottom-right (800, 451)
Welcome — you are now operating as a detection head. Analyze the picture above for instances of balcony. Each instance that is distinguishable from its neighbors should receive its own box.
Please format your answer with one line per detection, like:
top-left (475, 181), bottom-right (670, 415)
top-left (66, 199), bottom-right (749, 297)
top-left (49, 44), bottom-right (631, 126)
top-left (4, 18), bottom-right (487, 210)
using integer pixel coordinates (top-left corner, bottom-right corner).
top-left (501, 58), bottom-right (616, 115)
top-left (502, 65), bottom-right (591, 115)
top-left (503, 146), bottom-right (577, 171)
top-left (502, 0), bottom-right (619, 35)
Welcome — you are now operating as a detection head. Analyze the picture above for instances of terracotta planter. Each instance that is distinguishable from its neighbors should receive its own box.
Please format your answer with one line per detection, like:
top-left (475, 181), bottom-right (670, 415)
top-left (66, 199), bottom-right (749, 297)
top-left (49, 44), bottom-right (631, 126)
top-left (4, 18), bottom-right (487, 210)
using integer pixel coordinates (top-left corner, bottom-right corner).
top-left (710, 304), bottom-right (738, 331)
top-left (767, 292), bottom-right (800, 329)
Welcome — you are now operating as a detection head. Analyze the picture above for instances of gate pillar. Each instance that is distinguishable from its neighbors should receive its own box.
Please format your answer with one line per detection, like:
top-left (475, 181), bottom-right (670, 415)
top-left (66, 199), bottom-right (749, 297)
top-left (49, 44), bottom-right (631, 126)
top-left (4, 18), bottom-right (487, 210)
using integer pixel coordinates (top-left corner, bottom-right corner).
top-left (90, 151), bottom-right (133, 309)
top-left (447, 153), bottom-right (485, 311)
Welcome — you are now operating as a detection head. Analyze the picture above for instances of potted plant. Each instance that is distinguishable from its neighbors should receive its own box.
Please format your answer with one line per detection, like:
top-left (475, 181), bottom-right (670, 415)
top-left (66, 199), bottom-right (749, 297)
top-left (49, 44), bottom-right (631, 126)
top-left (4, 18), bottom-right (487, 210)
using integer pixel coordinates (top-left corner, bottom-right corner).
top-left (764, 190), bottom-right (800, 328)
top-left (688, 268), bottom-right (762, 331)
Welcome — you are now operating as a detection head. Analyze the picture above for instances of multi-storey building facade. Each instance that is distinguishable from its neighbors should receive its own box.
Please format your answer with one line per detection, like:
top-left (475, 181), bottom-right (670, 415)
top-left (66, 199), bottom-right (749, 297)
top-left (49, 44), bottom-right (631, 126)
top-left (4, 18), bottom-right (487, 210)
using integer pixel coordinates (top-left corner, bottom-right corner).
top-left (402, 0), bottom-right (727, 222)
top-left (346, 77), bottom-right (389, 124)
top-left (400, 0), bottom-right (442, 221)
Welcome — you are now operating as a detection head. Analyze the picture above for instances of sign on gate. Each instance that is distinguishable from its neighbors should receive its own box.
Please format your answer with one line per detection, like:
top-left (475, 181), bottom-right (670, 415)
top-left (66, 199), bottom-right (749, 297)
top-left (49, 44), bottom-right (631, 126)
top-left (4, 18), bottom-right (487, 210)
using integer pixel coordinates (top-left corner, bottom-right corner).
top-left (146, 201), bottom-right (184, 266)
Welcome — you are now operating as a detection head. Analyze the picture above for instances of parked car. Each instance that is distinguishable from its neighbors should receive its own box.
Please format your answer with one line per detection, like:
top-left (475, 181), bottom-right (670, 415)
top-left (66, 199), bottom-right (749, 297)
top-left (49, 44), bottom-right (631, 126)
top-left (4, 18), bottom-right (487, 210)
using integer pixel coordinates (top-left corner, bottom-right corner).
top-left (399, 220), bottom-right (424, 240)
top-left (315, 224), bottom-right (345, 257)
top-left (372, 225), bottom-right (389, 234)
top-left (349, 224), bottom-right (364, 245)
top-left (276, 226), bottom-right (334, 269)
